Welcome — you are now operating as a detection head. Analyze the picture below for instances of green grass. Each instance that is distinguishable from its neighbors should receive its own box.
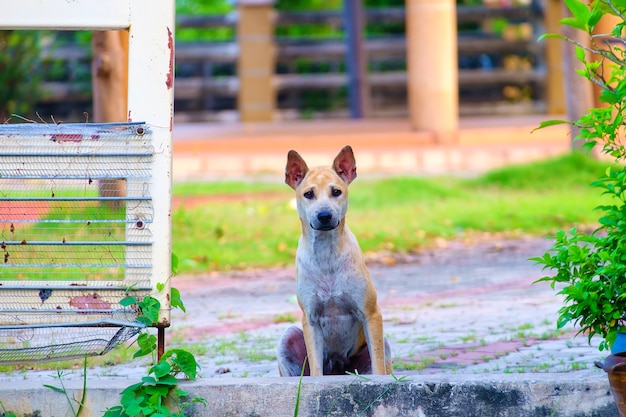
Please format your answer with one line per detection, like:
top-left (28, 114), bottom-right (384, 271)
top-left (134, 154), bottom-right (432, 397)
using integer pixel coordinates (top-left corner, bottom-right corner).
top-left (171, 152), bottom-right (613, 273)
top-left (173, 181), bottom-right (285, 197)
top-left (2, 152), bottom-right (613, 276)
top-left (1, 203), bottom-right (126, 281)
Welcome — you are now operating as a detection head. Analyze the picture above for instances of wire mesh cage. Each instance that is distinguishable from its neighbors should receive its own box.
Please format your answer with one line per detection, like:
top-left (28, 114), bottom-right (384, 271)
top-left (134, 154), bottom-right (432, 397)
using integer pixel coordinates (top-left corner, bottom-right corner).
top-left (0, 122), bottom-right (155, 363)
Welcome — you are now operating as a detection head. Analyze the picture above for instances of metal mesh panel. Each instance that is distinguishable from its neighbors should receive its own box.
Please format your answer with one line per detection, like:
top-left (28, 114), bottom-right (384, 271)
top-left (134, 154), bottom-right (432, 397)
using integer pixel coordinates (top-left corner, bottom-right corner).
top-left (0, 122), bottom-right (155, 363)
top-left (0, 320), bottom-right (143, 363)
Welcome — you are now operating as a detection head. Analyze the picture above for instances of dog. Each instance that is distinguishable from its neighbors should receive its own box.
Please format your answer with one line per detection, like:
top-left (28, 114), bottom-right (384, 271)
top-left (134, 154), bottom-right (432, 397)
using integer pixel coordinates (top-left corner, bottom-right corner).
top-left (276, 145), bottom-right (392, 377)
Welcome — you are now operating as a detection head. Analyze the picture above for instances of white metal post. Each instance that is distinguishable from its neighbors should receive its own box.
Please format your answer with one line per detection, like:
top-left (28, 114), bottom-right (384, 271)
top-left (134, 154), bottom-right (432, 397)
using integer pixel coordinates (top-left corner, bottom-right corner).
top-left (126, 1), bottom-right (175, 327)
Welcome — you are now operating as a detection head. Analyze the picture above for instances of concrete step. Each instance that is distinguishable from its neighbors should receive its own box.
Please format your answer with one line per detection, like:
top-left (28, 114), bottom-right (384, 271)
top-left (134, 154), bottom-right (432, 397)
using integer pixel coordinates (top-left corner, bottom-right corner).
top-left (2, 372), bottom-right (615, 416)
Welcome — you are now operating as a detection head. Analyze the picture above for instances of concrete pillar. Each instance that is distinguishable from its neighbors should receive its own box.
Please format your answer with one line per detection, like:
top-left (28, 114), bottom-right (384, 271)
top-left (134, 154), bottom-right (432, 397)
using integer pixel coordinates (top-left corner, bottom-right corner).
top-left (405, 0), bottom-right (458, 144)
top-left (544, 0), bottom-right (566, 115)
top-left (237, 0), bottom-right (276, 122)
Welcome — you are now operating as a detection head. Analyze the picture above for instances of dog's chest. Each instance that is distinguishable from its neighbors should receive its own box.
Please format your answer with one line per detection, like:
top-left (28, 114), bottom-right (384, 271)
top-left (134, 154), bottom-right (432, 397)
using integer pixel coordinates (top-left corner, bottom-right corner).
top-left (297, 265), bottom-right (366, 318)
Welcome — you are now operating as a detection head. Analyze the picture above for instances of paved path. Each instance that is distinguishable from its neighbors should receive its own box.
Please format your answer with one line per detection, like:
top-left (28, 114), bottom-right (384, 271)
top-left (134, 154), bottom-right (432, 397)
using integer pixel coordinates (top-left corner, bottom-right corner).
top-left (1, 237), bottom-right (605, 384)
top-left (165, 237), bottom-right (603, 380)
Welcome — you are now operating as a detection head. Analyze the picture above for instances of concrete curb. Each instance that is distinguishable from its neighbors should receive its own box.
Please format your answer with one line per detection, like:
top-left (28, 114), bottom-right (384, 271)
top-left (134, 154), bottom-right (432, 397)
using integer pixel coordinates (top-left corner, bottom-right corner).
top-left (170, 117), bottom-right (572, 180)
top-left (1, 372), bottom-right (617, 416)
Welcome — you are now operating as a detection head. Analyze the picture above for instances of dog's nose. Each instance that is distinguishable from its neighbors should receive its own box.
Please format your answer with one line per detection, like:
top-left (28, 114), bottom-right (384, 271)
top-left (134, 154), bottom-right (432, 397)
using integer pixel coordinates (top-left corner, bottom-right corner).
top-left (317, 211), bottom-right (333, 224)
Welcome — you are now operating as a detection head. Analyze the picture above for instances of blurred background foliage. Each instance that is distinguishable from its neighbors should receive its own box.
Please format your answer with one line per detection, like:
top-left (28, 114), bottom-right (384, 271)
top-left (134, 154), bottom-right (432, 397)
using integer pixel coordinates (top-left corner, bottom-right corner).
top-left (0, 31), bottom-right (43, 122)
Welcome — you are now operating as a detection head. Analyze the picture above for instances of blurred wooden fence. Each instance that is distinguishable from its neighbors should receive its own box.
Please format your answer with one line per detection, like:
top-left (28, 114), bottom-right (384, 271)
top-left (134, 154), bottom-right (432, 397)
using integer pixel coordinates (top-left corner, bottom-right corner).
top-left (35, 4), bottom-right (547, 122)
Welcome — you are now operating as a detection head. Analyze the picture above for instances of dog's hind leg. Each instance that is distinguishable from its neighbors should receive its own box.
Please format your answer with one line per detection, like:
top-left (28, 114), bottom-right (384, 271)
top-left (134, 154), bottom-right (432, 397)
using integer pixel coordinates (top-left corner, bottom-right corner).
top-left (277, 326), bottom-right (310, 377)
top-left (345, 337), bottom-right (393, 375)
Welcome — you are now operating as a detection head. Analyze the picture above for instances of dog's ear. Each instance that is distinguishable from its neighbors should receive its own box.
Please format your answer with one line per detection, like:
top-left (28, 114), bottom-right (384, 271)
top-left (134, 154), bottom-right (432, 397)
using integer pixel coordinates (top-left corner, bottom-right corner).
top-left (285, 150), bottom-right (309, 189)
top-left (333, 145), bottom-right (357, 184)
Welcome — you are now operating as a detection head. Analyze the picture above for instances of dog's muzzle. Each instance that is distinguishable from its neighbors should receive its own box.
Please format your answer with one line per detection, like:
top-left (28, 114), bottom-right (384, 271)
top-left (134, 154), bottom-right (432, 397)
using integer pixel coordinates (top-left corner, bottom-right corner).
top-left (311, 210), bottom-right (339, 231)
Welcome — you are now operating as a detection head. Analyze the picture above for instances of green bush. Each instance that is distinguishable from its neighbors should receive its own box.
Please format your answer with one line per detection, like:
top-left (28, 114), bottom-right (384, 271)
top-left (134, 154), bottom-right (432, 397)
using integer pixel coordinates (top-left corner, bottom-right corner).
top-left (0, 30), bottom-right (42, 122)
top-left (532, 0), bottom-right (626, 352)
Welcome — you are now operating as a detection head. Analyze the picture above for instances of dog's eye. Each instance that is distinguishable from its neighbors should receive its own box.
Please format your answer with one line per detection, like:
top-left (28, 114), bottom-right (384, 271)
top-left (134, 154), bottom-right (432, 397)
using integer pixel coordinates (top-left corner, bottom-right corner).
top-left (331, 189), bottom-right (342, 197)
top-left (303, 190), bottom-right (314, 199)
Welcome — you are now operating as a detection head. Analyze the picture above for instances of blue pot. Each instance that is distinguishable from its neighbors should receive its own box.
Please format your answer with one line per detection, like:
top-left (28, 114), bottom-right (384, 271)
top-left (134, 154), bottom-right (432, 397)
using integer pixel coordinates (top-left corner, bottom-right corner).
top-left (613, 333), bottom-right (626, 354)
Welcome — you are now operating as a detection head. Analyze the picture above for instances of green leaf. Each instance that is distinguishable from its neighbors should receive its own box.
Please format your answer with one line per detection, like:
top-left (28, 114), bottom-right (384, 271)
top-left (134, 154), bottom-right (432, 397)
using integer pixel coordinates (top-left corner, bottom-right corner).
top-left (588, 6), bottom-right (604, 29)
top-left (121, 381), bottom-right (144, 395)
top-left (134, 333), bottom-right (157, 358)
top-left (582, 140), bottom-right (597, 153)
top-left (125, 401), bottom-right (144, 417)
top-left (143, 384), bottom-right (171, 397)
top-left (170, 287), bottom-right (186, 313)
top-left (612, 21), bottom-right (626, 37)
top-left (43, 384), bottom-right (66, 393)
top-left (599, 88), bottom-right (619, 104)
top-left (560, 16), bottom-right (587, 31)
top-left (142, 376), bottom-right (157, 385)
top-left (564, 0), bottom-right (591, 24)
top-left (120, 296), bottom-right (138, 307)
top-left (163, 349), bottom-right (199, 380)
top-left (151, 360), bottom-right (172, 379)
top-left (119, 390), bottom-right (145, 416)
top-left (171, 252), bottom-right (180, 274)
top-left (531, 119), bottom-right (570, 132)
top-left (537, 33), bottom-right (565, 42)
top-left (103, 406), bottom-right (124, 417)
top-left (575, 45), bottom-right (586, 63)
top-left (575, 68), bottom-right (587, 77)
top-left (137, 296), bottom-right (161, 326)
top-left (155, 374), bottom-right (179, 386)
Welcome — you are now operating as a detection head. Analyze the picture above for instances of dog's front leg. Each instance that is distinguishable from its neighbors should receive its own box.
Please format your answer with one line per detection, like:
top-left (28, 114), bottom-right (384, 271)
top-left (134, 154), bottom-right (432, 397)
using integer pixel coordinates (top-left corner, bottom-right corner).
top-left (302, 314), bottom-right (325, 376)
top-left (364, 307), bottom-right (388, 375)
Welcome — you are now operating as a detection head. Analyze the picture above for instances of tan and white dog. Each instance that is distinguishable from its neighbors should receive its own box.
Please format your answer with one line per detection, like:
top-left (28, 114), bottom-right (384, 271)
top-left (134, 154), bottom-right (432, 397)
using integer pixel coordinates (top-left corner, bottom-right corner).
top-left (277, 145), bottom-right (392, 376)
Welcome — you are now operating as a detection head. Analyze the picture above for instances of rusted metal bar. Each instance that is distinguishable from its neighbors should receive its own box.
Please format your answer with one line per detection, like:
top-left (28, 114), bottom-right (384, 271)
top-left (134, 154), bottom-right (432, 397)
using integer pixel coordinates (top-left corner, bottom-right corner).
top-left (157, 326), bottom-right (165, 361)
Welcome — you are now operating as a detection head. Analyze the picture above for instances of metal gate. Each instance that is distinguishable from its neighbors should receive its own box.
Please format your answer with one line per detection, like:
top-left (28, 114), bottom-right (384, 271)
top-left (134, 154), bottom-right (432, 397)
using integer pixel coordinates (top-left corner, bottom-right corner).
top-left (0, 1), bottom-right (174, 363)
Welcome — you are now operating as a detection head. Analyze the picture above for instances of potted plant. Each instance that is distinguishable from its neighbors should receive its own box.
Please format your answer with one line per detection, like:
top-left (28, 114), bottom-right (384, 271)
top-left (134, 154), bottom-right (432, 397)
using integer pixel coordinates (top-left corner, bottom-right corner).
top-left (532, 0), bottom-right (626, 413)
top-left (533, 0), bottom-right (626, 354)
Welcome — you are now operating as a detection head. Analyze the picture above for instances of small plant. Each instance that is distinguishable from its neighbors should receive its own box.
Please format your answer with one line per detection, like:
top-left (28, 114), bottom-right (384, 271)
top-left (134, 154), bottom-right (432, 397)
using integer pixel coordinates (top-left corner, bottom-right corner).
top-left (44, 357), bottom-right (88, 417)
top-left (103, 292), bottom-right (206, 417)
top-left (570, 361), bottom-right (588, 371)
top-left (292, 357), bottom-right (306, 417)
top-left (532, 0), bottom-right (626, 352)
top-left (104, 253), bottom-right (206, 416)
top-left (273, 312), bottom-right (299, 323)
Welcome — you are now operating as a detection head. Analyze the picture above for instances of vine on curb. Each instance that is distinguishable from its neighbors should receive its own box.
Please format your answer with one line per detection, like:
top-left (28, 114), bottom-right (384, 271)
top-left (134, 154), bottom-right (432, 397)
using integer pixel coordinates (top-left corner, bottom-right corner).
top-left (104, 253), bottom-right (206, 417)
